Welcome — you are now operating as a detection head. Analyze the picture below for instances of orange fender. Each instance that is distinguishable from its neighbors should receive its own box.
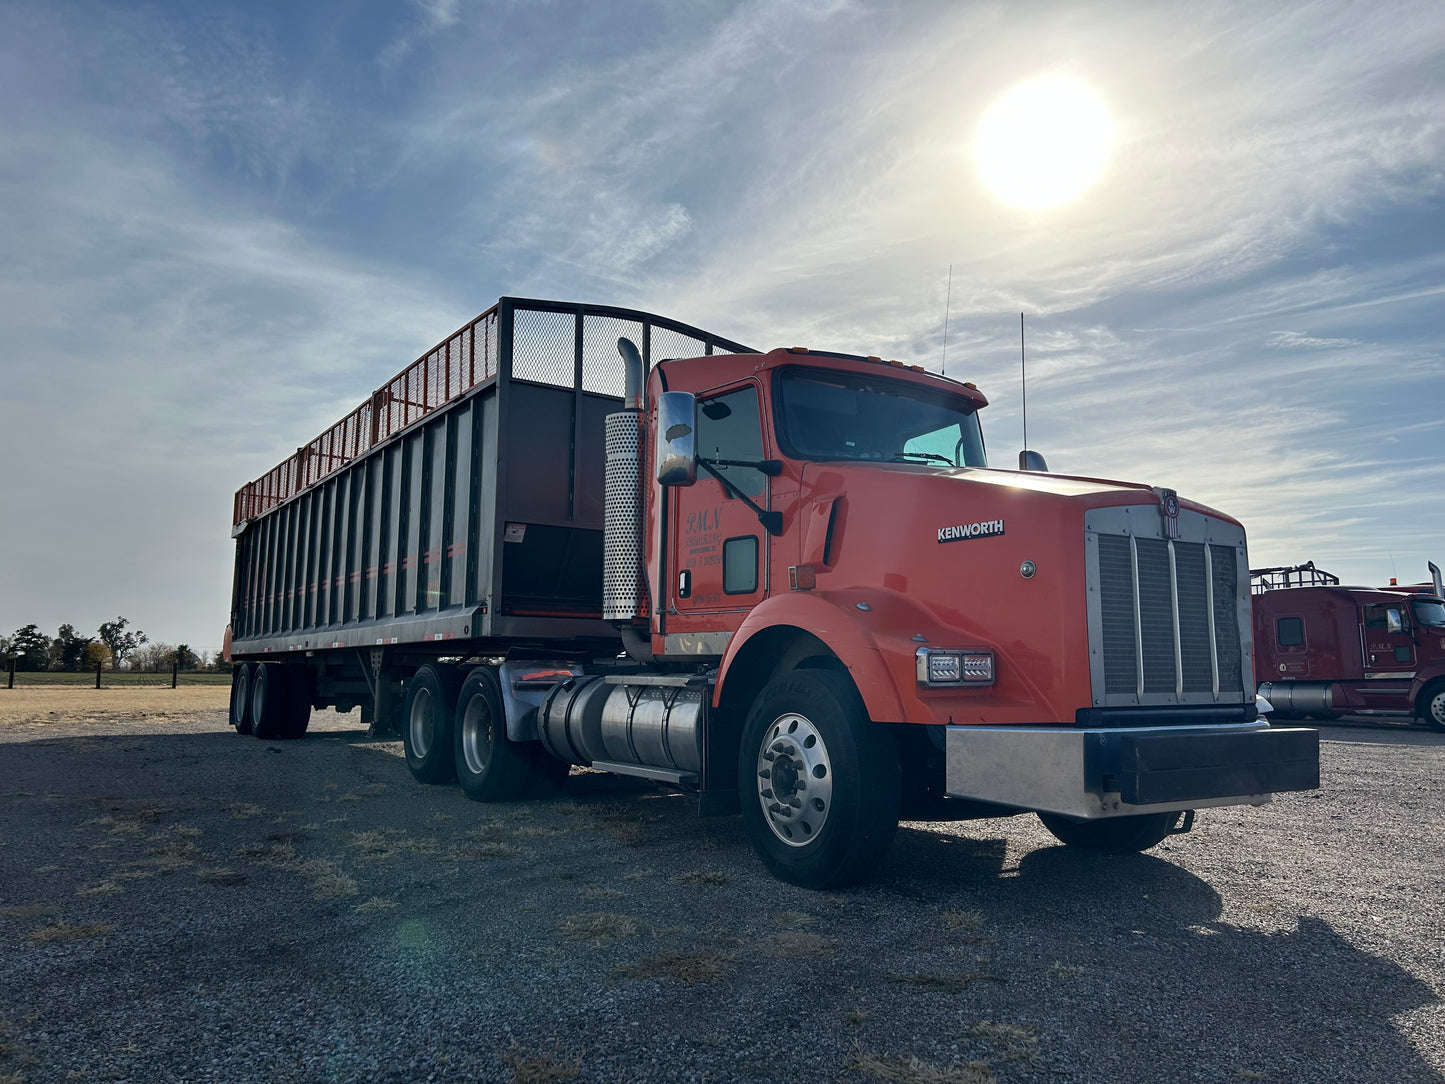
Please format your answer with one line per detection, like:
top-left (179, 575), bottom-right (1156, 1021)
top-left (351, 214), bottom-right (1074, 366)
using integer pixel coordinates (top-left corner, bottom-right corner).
top-left (716, 590), bottom-right (908, 723)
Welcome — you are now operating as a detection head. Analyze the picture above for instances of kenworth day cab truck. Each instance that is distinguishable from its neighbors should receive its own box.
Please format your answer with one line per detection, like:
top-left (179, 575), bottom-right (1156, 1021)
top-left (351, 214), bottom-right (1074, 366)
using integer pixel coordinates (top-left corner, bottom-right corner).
top-left (1253, 561), bottom-right (1445, 730)
top-left (226, 298), bottom-right (1319, 888)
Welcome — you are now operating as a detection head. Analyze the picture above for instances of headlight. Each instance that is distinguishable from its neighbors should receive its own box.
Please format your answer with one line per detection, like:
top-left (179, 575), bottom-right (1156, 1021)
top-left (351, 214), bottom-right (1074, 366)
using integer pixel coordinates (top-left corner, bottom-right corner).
top-left (915, 647), bottom-right (994, 687)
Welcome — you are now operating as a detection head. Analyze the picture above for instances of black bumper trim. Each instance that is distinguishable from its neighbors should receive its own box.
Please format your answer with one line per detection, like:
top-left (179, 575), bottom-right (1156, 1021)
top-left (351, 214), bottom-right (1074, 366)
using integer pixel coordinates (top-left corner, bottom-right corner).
top-left (1075, 704), bottom-right (1258, 728)
top-left (1116, 727), bottom-right (1319, 805)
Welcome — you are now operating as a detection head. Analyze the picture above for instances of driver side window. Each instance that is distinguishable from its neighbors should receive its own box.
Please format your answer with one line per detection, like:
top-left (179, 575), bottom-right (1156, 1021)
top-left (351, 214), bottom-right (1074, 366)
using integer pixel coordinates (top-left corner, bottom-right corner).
top-left (696, 385), bottom-right (766, 498)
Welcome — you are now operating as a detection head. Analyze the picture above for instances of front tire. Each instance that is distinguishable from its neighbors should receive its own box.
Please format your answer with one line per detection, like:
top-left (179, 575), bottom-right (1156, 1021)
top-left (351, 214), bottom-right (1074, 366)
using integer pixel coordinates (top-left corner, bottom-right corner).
top-left (403, 665), bottom-right (462, 784)
top-left (230, 664), bottom-right (253, 735)
top-left (738, 669), bottom-right (900, 889)
top-left (1037, 811), bottom-right (1177, 853)
top-left (1419, 681), bottom-right (1445, 733)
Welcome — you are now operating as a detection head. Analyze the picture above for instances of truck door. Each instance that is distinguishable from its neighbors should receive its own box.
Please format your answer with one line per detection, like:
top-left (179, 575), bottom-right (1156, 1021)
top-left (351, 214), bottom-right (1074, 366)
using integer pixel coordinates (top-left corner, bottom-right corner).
top-left (1359, 601), bottom-right (1415, 707)
top-left (1272, 613), bottom-right (1310, 677)
top-left (666, 382), bottom-right (770, 654)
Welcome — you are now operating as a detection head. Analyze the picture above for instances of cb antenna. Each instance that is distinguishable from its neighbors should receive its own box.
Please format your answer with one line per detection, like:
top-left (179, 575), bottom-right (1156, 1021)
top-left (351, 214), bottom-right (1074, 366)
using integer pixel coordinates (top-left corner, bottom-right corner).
top-left (1020, 312), bottom-right (1028, 453)
top-left (941, 265), bottom-right (953, 376)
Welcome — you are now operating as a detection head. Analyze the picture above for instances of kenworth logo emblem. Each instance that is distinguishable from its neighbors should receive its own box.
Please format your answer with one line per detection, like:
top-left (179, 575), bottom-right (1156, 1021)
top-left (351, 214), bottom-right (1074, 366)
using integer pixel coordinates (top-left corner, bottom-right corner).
top-left (938, 519), bottom-right (1005, 543)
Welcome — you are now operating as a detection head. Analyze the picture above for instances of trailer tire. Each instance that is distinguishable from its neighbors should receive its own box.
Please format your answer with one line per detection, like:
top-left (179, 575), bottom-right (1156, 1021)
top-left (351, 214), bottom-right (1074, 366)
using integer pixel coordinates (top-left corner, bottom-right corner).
top-left (230, 664), bottom-right (253, 735)
top-left (1419, 681), bottom-right (1445, 733)
top-left (1036, 811), bottom-right (1176, 853)
top-left (404, 665), bottom-right (462, 784)
top-left (738, 669), bottom-right (900, 889)
top-left (249, 663), bottom-right (290, 740)
top-left (279, 665), bottom-right (313, 740)
top-left (453, 667), bottom-right (539, 801)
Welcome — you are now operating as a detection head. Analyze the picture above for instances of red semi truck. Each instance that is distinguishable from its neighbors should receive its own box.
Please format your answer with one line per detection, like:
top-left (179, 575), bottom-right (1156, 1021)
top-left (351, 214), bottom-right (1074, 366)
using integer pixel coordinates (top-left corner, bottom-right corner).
top-left (1253, 561), bottom-right (1445, 730)
top-left (225, 298), bottom-right (1318, 888)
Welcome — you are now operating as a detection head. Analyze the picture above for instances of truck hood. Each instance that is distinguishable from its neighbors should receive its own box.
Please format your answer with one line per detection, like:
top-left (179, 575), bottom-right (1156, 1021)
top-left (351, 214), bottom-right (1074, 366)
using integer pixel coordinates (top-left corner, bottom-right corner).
top-left (793, 462), bottom-right (1245, 723)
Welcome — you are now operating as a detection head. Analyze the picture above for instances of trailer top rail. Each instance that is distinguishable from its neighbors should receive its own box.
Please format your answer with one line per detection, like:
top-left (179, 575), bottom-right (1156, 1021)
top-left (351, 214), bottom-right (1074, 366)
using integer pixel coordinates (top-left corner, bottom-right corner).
top-left (232, 298), bottom-right (755, 528)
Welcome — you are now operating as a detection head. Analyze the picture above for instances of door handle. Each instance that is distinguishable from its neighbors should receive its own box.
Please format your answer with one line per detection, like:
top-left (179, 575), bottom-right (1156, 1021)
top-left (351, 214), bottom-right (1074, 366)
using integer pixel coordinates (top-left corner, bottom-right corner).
top-left (678, 569), bottom-right (692, 599)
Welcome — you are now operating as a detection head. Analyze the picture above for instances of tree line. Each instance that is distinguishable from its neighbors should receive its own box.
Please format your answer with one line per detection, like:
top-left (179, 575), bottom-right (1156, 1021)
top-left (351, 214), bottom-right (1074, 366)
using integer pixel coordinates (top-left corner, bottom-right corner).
top-left (0, 617), bottom-right (229, 673)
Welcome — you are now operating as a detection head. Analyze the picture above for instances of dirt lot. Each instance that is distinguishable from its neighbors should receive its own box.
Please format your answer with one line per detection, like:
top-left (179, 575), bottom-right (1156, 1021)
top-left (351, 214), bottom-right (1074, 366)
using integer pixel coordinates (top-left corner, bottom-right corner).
top-left (1, 688), bottom-right (1441, 1084)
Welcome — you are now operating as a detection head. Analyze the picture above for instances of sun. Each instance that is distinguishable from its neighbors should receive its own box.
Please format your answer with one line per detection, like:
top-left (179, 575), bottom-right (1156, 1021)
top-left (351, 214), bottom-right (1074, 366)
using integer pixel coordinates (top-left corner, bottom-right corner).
top-left (974, 74), bottom-right (1113, 210)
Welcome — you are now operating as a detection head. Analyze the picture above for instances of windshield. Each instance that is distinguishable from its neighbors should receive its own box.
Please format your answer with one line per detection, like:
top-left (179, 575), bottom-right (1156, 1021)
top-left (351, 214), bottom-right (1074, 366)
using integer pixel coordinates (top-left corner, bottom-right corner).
top-left (1412, 599), bottom-right (1445, 627)
top-left (776, 368), bottom-right (987, 467)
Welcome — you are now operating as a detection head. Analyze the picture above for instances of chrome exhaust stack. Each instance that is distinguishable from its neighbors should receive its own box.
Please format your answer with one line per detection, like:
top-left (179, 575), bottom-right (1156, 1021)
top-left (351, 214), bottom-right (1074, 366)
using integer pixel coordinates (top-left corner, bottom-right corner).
top-left (603, 338), bottom-right (647, 625)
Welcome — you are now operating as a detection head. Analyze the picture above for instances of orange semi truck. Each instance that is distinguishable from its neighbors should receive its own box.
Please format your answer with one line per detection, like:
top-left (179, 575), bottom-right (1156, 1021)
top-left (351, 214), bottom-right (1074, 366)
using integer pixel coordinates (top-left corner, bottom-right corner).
top-left (226, 298), bottom-right (1319, 888)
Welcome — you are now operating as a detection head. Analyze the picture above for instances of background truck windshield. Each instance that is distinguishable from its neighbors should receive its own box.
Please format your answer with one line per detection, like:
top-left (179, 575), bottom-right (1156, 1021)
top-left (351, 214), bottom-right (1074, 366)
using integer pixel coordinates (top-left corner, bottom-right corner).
top-left (776, 368), bottom-right (987, 467)
top-left (1412, 599), bottom-right (1445, 627)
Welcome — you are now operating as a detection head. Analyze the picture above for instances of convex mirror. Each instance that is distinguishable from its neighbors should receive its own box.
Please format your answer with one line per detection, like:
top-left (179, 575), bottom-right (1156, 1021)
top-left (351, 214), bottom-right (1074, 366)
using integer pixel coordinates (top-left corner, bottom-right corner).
top-left (656, 391), bottom-right (698, 486)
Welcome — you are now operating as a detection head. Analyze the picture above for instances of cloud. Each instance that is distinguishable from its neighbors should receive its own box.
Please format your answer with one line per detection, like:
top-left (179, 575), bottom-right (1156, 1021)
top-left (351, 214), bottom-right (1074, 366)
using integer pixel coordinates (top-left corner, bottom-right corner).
top-left (2, 0), bottom-right (1444, 646)
top-left (1267, 331), bottom-right (1363, 350)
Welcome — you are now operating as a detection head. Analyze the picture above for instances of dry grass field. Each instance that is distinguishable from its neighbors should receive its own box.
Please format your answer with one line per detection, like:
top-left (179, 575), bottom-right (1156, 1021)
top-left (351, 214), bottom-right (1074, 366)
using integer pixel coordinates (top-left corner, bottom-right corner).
top-left (1, 688), bottom-right (1441, 1083)
top-left (0, 685), bottom-right (233, 731)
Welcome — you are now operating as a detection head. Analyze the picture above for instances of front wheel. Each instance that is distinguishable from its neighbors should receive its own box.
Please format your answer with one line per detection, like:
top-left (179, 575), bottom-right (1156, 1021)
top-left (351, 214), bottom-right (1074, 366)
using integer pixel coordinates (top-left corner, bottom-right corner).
top-left (738, 669), bottom-right (900, 889)
top-left (1419, 682), bottom-right (1445, 733)
top-left (1037, 811), bottom-right (1177, 853)
top-left (403, 665), bottom-right (462, 784)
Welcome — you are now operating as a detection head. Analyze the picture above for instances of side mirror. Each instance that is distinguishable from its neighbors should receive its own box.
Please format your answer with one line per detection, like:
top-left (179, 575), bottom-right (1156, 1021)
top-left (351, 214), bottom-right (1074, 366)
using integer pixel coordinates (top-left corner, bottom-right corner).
top-left (656, 391), bottom-right (697, 486)
top-left (1018, 449), bottom-right (1048, 472)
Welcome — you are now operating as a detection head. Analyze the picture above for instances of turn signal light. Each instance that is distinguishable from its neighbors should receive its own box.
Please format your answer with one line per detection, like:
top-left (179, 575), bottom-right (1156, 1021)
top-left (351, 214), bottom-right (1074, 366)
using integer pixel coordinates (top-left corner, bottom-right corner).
top-left (915, 648), bottom-right (994, 686)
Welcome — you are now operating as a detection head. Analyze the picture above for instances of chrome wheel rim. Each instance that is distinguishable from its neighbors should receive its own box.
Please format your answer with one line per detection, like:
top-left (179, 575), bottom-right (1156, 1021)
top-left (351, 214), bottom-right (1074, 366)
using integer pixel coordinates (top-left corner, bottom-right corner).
top-left (409, 687), bottom-right (433, 758)
top-left (460, 693), bottom-right (493, 776)
top-left (1431, 691), bottom-right (1445, 726)
top-left (756, 713), bottom-right (833, 847)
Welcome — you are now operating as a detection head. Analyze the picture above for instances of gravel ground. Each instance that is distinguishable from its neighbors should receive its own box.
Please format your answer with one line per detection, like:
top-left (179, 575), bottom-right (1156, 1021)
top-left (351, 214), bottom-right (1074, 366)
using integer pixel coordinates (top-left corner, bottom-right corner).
top-left (1, 688), bottom-right (1441, 1084)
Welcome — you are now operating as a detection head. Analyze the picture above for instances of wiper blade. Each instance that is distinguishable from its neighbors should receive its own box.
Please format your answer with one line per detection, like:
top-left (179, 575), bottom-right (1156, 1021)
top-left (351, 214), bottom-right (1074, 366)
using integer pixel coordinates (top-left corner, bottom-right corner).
top-left (891, 451), bottom-right (953, 465)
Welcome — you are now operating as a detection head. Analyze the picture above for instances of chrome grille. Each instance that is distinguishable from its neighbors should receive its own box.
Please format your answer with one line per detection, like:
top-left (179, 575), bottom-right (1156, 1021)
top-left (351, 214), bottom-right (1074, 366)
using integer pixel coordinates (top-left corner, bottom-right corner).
top-left (1086, 507), bottom-right (1250, 707)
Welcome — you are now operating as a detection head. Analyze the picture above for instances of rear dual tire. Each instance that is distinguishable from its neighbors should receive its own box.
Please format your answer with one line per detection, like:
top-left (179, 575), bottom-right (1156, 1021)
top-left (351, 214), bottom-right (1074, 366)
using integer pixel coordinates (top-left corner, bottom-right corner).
top-left (248, 663), bottom-right (311, 740)
top-left (230, 664), bottom-right (253, 735)
top-left (453, 668), bottom-right (567, 801)
top-left (403, 664), bottom-right (463, 783)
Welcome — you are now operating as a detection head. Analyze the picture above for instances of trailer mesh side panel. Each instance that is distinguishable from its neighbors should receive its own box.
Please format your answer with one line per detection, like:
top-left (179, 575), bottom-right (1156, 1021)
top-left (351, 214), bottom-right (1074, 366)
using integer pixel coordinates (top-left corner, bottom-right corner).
top-left (513, 309), bottom-right (576, 388)
top-left (230, 299), bottom-right (754, 650)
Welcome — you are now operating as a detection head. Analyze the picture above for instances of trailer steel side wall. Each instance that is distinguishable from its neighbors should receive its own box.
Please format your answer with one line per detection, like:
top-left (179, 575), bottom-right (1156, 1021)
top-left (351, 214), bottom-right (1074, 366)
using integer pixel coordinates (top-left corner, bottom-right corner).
top-left (229, 299), bottom-right (752, 657)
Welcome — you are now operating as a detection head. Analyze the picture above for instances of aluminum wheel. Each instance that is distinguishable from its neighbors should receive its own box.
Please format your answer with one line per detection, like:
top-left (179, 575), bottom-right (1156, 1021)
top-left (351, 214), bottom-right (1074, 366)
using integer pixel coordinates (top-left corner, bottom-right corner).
top-left (459, 692), bottom-right (496, 777)
top-left (1427, 686), bottom-right (1445, 731)
top-left (756, 712), bottom-right (833, 846)
top-left (409, 686), bottom-right (435, 759)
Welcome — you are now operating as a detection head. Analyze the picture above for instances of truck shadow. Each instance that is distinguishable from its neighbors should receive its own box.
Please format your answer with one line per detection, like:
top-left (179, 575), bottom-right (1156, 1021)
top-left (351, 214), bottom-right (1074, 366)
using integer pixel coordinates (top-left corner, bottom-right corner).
top-left (885, 824), bottom-right (1442, 1082)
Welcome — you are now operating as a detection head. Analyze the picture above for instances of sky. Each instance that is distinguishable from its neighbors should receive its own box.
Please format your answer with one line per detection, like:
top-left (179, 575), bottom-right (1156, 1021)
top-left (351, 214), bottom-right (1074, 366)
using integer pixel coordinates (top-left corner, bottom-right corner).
top-left (2, 0), bottom-right (1443, 655)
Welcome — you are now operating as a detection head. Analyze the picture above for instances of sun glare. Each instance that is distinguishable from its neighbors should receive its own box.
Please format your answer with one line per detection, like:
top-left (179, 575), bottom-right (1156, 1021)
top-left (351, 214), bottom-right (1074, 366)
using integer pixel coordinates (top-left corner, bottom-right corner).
top-left (974, 74), bottom-right (1113, 210)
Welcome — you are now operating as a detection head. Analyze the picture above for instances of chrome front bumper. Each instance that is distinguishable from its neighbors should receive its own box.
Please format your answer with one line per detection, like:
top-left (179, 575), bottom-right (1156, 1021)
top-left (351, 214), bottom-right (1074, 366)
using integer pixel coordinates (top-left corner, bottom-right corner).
top-left (944, 722), bottom-right (1319, 819)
